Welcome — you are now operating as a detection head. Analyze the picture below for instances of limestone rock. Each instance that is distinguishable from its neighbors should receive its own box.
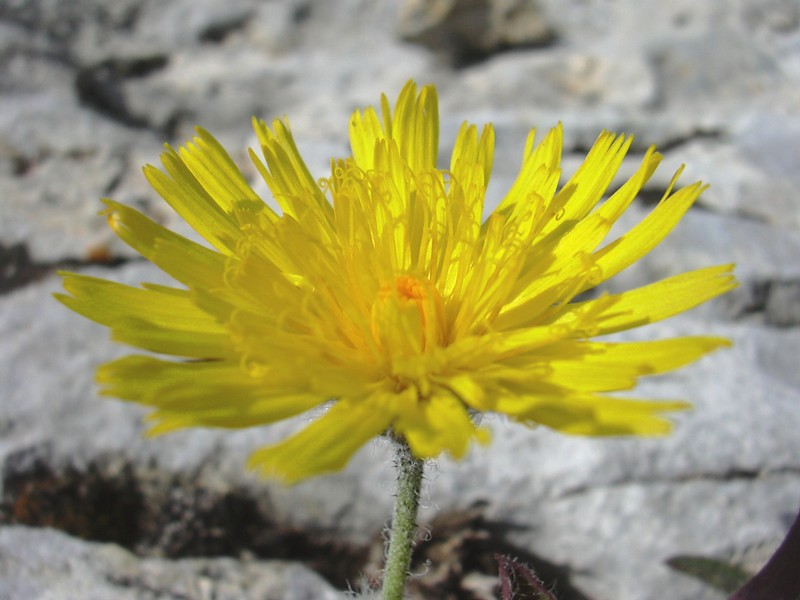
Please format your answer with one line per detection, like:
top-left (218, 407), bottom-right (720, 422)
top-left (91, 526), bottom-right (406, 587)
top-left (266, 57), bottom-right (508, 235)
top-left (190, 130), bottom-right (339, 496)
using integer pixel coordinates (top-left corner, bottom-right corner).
top-left (2, 0), bottom-right (800, 598)
top-left (397, 0), bottom-right (556, 64)
top-left (0, 525), bottom-right (342, 600)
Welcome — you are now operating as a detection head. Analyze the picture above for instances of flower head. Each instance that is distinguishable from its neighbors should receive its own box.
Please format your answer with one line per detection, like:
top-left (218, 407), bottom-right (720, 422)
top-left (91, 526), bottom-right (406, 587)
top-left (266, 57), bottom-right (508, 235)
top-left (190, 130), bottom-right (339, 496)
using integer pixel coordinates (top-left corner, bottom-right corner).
top-left (57, 81), bottom-right (736, 484)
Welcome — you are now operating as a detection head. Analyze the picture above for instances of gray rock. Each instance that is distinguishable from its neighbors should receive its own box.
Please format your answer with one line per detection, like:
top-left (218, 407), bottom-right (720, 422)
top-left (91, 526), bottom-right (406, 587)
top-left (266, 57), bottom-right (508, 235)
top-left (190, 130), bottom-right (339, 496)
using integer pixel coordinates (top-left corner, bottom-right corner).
top-left (0, 146), bottom-right (128, 262)
top-left (119, 48), bottom-right (294, 137)
top-left (763, 280), bottom-right (800, 327)
top-left (0, 525), bottom-right (342, 600)
top-left (397, 0), bottom-right (557, 64)
top-left (2, 0), bottom-right (800, 598)
top-left (649, 30), bottom-right (783, 108)
top-left (674, 112), bottom-right (800, 231)
top-left (0, 0), bottom-right (140, 49)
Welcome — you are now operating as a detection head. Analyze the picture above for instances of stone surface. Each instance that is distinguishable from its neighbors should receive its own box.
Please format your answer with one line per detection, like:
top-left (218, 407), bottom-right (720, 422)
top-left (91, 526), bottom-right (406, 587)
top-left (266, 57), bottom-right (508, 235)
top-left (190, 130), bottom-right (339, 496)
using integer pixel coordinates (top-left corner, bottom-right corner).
top-left (397, 0), bottom-right (557, 65)
top-left (2, 0), bottom-right (800, 599)
top-left (0, 525), bottom-right (342, 600)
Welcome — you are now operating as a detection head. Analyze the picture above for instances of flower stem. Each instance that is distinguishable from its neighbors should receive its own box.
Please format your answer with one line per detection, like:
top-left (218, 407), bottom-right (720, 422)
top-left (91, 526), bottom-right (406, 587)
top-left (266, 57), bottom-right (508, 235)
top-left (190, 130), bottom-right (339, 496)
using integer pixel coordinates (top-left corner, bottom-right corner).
top-left (382, 437), bottom-right (424, 600)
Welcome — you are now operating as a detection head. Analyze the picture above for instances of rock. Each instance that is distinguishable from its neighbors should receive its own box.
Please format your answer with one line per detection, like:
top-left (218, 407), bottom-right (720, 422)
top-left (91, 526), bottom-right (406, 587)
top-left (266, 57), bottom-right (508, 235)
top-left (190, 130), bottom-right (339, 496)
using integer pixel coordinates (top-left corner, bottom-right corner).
top-left (0, 0), bottom-right (140, 49)
top-left (2, 0), bottom-right (800, 598)
top-left (649, 30), bottom-right (782, 109)
top-left (763, 280), bottom-right (800, 327)
top-left (397, 0), bottom-right (557, 64)
top-left (119, 48), bottom-right (294, 137)
top-left (0, 147), bottom-right (129, 263)
top-left (673, 112), bottom-right (800, 231)
top-left (0, 18), bottom-right (165, 264)
top-left (0, 525), bottom-right (343, 600)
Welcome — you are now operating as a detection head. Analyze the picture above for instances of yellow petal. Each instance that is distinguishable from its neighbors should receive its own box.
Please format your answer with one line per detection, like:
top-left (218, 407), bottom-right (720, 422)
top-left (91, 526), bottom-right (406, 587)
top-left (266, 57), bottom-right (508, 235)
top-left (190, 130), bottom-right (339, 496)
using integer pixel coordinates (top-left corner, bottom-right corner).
top-left (178, 127), bottom-right (266, 214)
top-left (544, 146), bottom-right (661, 263)
top-left (591, 178), bottom-right (706, 284)
top-left (498, 392), bottom-right (690, 436)
top-left (394, 388), bottom-right (487, 459)
top-left (250, 117), bottom-right (333, 237)
top-left (144, 158), bottom-right (242, 253)
top-left (247, 398), bottom-right (394, 484)
top-left (56, 274), bottom-right (230, 358)
top-left (390, 81), bottom-right (439, 173)
top-left (559, 265), bottom-right (737, 335)
top-left (534, 336), bottom-right (731, 392)
top-left (495, 124), bottom-right (563, 219)
top-left (145, 126), bottom-right (277, 253)
top-left (545, 131), bottom-right (633, 230)
top-left (349, 81), bottom-right (439, 174)
top-left (102, 199), bottom-right (227, 290)
top-left (349, 105), bottom-right (385, 172)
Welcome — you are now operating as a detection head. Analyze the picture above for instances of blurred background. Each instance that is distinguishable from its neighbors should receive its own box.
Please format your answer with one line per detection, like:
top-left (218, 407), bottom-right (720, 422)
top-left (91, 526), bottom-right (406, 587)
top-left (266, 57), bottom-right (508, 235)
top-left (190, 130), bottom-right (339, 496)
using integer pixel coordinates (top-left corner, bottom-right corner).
top-left (1, 1), bottom-right (799, 599)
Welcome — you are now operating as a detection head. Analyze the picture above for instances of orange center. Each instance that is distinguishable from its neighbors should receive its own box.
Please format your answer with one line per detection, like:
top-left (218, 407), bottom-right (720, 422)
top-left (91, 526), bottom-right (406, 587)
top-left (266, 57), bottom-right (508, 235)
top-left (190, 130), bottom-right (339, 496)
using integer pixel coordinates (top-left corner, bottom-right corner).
top-left (372, 274), bottom-right (445, 351)
top-left (394, 274), bottom-right (426, 303)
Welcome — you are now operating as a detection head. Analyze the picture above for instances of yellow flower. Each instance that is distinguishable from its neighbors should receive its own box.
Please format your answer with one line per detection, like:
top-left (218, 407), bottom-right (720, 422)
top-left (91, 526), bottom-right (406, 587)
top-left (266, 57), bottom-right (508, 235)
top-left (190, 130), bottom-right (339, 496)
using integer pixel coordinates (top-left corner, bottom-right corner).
top-left (57, 81), bottom-right (736, 484)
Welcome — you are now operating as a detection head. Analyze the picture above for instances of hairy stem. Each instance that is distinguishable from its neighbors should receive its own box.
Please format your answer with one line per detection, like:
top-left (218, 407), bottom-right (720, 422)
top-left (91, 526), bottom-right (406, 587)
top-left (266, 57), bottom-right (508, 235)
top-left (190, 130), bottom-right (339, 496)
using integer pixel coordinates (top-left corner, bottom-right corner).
top-left (382, 437), bottom-right (424, 600)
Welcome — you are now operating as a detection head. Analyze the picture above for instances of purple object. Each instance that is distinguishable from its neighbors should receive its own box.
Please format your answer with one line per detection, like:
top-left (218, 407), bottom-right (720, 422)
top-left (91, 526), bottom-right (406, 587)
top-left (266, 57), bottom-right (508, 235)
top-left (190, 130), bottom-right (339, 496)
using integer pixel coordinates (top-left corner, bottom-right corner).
top-left (729, 507), bottom-right (800, 600)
